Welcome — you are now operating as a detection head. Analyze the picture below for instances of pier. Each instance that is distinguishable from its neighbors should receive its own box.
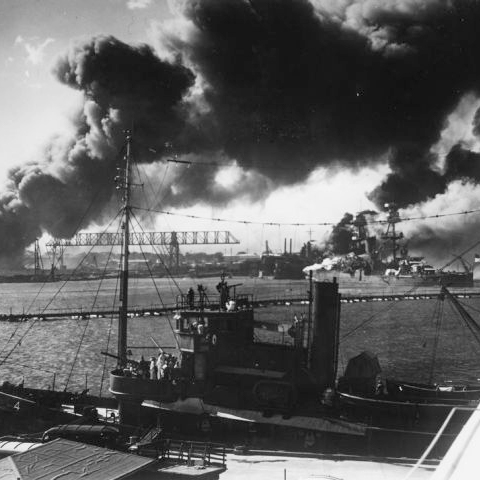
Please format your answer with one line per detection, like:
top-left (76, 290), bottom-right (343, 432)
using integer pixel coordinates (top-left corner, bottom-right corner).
top-left (2, 288), bottom-right (480, 322)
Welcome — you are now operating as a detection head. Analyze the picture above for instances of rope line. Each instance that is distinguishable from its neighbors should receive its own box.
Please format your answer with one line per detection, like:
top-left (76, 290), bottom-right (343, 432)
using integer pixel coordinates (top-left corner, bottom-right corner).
top-left (99, 265), bottom-right (122, 397)
top-left (130, 210), bottom-right (183, 297)
top-left (64, 220), bottom-right (122, 391)
top-left (132, 206), bottom-right (480, 227)
top-left (130, 211), bottom-right (181, 349)
top-left (448, 301), bottom-right (480, 359)
top-left (0, 209), bottom-right (123, 368)
top-left (1, 358), bottom-right (59, 375)
top-left (340, 285), bottom-right (420, 342)
top-left (428, 298), bottom-right (444, 384)
top-left (136, 241), bottom-right (180, 349)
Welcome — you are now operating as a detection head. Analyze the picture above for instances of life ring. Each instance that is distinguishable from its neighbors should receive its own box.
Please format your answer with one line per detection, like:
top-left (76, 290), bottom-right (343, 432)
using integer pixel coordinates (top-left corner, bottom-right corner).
top-left (304, 431), bottom-right (315, 448)
top-left (211, 334), bottom-right (218, 346)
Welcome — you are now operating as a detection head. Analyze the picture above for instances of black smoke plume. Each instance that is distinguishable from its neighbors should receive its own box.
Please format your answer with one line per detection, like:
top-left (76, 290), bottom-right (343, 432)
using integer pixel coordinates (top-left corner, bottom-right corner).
top-left (0, 36), bottom-right (194, 262)
top-left (4, 1), bottom-right (480, 263)
top-left (328, 213), bottom-right (355, 255)
top-left (164, 0), bottom-right (480, 208)
top-left (325, 211), bottom-right (378, 255)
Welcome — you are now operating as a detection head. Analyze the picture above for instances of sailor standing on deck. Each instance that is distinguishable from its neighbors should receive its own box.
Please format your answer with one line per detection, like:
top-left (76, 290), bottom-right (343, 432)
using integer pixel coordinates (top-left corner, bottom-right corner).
top-left (187, 287), bottom-right (195, 308)
top-left (138, 356), bottom-right (149, 379)
top-left (216, 276), bottom-right (230, 310)
top-left (197, 284), bottom-right (206, 309)
top-left (157, 351), bottom-right (166, 379)
top-left (149, 357), bottom-right (158, 380)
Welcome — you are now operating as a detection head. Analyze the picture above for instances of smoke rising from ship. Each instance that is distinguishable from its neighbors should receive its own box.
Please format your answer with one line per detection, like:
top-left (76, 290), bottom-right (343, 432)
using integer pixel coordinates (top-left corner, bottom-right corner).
top-left (4, 0), bottom-right (480, 261)
top-left (162, 0), bottom-right (480, 208)
top-left (327, 213), bottom-right (356, 255)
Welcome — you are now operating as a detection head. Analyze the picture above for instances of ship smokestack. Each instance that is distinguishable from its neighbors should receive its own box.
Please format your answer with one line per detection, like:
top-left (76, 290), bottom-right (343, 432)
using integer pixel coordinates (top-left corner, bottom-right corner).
top-left (284, 238), bottom-right (287, 255)
top-left (309, 280), bottom-right (340, 391)
top-left (290, 238), bottom-right (292, 254)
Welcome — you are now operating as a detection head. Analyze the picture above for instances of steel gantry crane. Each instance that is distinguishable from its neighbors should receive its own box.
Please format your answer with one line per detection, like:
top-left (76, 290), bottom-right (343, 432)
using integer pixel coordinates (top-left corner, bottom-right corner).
top-left (46, 230), bottom-right (240, 270)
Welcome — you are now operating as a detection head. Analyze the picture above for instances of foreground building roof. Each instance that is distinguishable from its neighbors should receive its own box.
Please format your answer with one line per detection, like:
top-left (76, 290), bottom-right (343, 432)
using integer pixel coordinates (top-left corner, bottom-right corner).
top-left (0, 438), bottom-right (154, 480)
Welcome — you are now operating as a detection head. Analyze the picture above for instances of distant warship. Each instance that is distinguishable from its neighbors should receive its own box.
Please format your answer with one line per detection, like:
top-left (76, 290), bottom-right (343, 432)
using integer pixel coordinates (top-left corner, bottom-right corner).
top-left (304, 203), bottom-right (473, 288)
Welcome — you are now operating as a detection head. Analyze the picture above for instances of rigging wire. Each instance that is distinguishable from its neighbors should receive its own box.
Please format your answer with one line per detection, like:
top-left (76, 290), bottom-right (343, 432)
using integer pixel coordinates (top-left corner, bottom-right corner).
top-left (65, 138), bottom-right (135, 390)
top-left (130, 209), bottom-right (183, 297)
top-left (0, 164), bottom-right (127, 356)
top-left (445, 299), bottom-right (480, 361)
top-left (158, 162), bottom-right (170, 198)
top-left (446, 300), bottom-right (475, 353)
top-left (442, 288), bottom-right (480, 346)
top-left (64, 220), bottom-right (122, 391)
top-left (157, 162), bottom-right (191, 208)
top-left (136, 240), bottom-right (180, 349)
top-left (451, 298), bottom-right (480, 330)
top-left (165, 157), bottom-right (237, 167)
top-left (428, 296), bottom-right (444, 384)
top-left (131, 158), bottom-right (190, 283)
top-left (129, 210), bottom-right (181, 349)
top-left (99, 262), bottom-right (122, 397)
top-left (456, 308), bottom-right (480, 346)
top-left (0, 358), bottom-right (58, 375)
top-left (439, 239), bottom-right (480, 271)
top-left (132, 205), bottom-right (480, 227)
top-left (0, 321), bottom-right (27, 357)
top-left (0, 209), bottom-right (124, 368)
top-left (340, 285), bottom-right (420, 342)
top-left (134, 161), bottom-right (169, 221)
top-left (131, 162), bottom-right (181, 270)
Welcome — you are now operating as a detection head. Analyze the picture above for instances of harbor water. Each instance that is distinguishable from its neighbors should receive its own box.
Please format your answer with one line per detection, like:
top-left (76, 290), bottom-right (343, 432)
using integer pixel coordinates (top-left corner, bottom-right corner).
top-left (0, 276), bottom-right (479, 397)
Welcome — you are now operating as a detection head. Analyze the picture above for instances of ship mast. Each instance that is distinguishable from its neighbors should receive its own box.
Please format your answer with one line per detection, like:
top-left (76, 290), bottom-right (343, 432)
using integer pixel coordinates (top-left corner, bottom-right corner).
top-left (117, 131), bottom-right (132, 368)
top-left (382, 202), bottom-right (403, 264)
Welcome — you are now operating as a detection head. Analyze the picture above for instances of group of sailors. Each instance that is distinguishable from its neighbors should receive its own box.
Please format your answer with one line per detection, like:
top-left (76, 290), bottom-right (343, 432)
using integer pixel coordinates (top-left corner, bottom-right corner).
top-left (190, 318), bottom-right (207, 335)
top-left (186, 285), bottom-right (208, 309)
top-left (136, 351), bottom-right (181, 381)
top-left (184, 276), bottom-right (233, 311)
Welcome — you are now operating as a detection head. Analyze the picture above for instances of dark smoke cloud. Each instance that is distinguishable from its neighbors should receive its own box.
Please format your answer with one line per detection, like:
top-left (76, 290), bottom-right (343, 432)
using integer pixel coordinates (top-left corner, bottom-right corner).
top-left (54, 35), bottom-right (195, 154)
top-left (368, 145), bottom-right (447, 207)
top-left (0, 35), bottom-right (196, 263)
top-left (328, 213), bottom-right (355, 255)
top-left (4, 1), bottom-right (480, 262)
top-left (326, 211), bottom-right (378, 255)
top-left (161, 0), bottom-right (480, 208)
top-left (444, 144), bottom-right (480, 183)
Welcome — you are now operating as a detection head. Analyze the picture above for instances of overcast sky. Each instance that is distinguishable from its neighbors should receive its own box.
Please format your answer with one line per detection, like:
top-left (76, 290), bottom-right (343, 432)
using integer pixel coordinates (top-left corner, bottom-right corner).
top-left (1, 0), bottom-right (480, 261)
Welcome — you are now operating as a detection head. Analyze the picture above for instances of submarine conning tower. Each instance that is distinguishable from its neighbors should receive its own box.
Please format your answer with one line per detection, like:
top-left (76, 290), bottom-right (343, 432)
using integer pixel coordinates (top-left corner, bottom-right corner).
top-left (309, 279), bottom-right (341, 392)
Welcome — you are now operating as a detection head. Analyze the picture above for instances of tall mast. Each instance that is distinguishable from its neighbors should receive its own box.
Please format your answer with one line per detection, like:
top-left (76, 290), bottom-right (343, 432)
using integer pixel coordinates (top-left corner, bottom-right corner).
top-left (34, 239), bottom-right (43, 278)
top-left (117, 131), bottom-right (132, 368)
top-left (382, 202), bottom-right (403, 264)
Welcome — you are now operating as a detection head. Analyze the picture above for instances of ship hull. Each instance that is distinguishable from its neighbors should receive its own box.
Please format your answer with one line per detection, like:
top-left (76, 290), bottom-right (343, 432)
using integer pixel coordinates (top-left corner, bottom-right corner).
top-left (109, 370), bottom-right (468, 458)
top-left (311, 270), bottom-right (473, 289)
top-left (0, 390), bottom-right (80, 437)
top-left (137, 396), bottom-right (462, 458)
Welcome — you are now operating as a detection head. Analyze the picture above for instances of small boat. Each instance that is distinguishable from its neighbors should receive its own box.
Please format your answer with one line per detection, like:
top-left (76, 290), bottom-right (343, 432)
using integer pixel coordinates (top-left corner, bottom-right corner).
top-left (335, 287), bottom-right (480, 438)
top-left (41, 424), bottom-right (121, 448)
top-left (386, 379), bottom-right (480, 403)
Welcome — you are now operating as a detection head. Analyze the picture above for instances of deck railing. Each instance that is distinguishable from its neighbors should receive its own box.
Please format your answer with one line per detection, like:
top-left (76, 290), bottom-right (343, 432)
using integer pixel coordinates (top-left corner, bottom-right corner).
top-left (163, 439), bottom-right (226, 467)
top-left (131, 437), bottom-right (226, 467)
